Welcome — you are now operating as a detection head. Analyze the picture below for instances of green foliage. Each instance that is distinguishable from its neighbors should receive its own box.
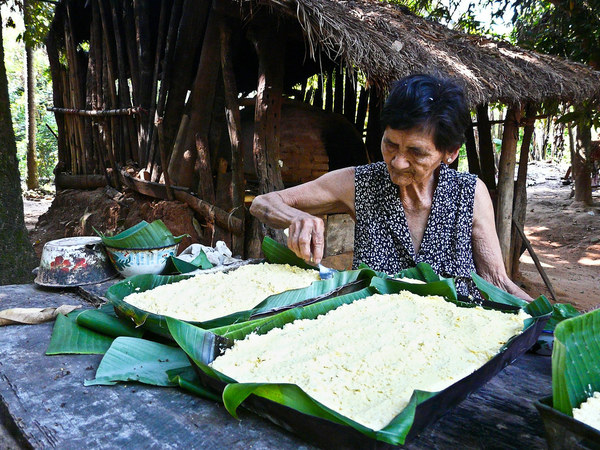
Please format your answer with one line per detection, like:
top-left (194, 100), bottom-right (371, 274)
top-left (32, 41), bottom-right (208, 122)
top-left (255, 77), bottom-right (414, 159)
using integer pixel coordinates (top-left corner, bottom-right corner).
top-left (3, 1), bottom-right (57, 184)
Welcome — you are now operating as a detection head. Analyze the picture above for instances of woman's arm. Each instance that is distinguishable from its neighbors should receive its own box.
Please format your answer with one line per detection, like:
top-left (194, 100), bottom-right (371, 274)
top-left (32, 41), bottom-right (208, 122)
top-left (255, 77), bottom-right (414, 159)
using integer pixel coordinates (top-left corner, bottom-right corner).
top-left (472, 179), bottom-right (533, 301)
top-left (249, 167), bottom-right (355, 264)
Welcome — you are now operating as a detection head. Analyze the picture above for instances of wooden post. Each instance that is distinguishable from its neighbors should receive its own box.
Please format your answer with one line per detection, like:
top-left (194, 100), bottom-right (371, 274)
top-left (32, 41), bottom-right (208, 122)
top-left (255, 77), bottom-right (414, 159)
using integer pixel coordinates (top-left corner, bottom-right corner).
top-left (220, 17), bottom-right (245, 257)
top-left (325, 71), bottom-right (333, 112)
top-left (511, 103), bottom-right (536, 275)
top-left (464, 121), bottom-right (481, 176)
top-left (476, 104), bottom-right (497, 192)
top-left (496, 104), bottom-right (522, 275)
top-left (247, 20), bottom-right (286, 257)
top-left (355, 86), bottom-right (368, 138)
top-left (167, 12), bottom-right (219, 189)
top-left (334, 67), bottom-right (343, 115)
top-left (343, 69), bottom-right (356, 124)
top-left (365, 88), bottom-right (382, 163)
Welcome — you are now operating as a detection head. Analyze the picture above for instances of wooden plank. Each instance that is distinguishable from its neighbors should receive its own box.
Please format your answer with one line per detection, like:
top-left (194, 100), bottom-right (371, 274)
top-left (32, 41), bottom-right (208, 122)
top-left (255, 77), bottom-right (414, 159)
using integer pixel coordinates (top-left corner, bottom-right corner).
top-left (496, 105), bottom-right (522, 275)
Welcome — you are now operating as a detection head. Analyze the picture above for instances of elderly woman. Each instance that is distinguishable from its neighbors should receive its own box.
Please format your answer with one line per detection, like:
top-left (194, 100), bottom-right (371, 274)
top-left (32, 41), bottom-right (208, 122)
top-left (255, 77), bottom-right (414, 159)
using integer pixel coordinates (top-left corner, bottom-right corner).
top-left (250, 74), bottom-right (531, 301)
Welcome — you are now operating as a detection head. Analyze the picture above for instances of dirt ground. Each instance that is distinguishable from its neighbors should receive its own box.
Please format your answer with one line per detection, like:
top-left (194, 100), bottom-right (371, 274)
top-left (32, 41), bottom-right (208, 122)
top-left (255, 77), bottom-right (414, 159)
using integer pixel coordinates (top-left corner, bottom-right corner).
top-left (23, 160), bottom-right (599, 311)
top-left (514, 161), bottom-right (599, 311)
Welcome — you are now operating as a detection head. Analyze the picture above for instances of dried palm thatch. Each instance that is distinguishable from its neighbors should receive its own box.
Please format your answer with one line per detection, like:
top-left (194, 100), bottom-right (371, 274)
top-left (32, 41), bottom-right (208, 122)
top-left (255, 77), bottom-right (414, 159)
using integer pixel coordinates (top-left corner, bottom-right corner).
top-left (242, 0), bottom-right (600, 107)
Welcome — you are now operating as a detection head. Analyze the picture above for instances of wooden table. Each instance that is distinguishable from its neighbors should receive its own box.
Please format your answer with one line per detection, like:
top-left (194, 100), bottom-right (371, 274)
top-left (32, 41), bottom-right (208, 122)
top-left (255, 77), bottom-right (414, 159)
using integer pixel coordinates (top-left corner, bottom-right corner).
top-left (0, 283), bottom-right (552, 449)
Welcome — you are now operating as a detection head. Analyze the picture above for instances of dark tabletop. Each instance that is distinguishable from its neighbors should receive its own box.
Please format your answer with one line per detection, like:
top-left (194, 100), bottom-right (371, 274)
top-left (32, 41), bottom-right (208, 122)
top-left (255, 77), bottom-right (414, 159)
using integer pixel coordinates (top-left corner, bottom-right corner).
top-left (0, 283), bottom-right (552, 449)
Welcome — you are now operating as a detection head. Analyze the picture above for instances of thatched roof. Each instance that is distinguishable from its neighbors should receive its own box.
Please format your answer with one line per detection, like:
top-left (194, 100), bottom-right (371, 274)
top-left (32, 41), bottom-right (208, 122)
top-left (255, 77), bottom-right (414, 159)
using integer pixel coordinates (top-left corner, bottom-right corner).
top-left (242, 0), bottom-right (600, 107)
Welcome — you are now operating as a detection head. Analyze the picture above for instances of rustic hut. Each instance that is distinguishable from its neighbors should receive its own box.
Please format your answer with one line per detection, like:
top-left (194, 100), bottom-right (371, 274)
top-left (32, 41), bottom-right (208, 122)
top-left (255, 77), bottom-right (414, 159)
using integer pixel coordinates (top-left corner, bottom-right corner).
top-left (46, 0), bottom-right (600, 276)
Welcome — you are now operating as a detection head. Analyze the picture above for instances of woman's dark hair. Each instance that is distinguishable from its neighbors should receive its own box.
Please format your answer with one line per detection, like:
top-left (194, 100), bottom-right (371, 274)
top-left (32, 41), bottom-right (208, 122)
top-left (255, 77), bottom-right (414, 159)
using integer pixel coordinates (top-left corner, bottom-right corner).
top-left (380, 74), bottom-right (470, 153)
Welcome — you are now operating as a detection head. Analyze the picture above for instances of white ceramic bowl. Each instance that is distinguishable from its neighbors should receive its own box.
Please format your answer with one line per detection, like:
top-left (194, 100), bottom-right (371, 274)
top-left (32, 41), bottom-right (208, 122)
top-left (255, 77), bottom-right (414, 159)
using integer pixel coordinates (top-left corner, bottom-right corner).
top-left (104, 243), bottom-right (179, 278)
top-left (35, 237), bottom-right (118, 287)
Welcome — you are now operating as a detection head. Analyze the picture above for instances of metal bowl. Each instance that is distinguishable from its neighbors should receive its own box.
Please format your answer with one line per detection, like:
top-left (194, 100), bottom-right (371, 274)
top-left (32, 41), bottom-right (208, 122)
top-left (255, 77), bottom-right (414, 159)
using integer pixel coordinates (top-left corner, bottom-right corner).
top-left (35, 237), bottom-right (118, 287)
top-left (104, 243), bottom-right (179, 278)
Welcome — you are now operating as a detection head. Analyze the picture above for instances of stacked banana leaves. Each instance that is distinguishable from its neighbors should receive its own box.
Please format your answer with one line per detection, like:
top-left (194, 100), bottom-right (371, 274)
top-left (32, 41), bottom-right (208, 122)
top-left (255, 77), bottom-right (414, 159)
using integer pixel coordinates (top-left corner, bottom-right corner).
top-left (166, 272), bottom-right (552, 447)
top-left (105, 237), bottom-right (381, 337)
top-left (535, 309), bottom-right (600, 448)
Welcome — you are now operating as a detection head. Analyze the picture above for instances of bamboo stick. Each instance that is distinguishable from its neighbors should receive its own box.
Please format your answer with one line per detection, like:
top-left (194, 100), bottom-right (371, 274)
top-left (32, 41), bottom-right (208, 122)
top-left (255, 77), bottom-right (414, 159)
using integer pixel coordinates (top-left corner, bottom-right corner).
top-left (48, 106), bottom-right (144, 116)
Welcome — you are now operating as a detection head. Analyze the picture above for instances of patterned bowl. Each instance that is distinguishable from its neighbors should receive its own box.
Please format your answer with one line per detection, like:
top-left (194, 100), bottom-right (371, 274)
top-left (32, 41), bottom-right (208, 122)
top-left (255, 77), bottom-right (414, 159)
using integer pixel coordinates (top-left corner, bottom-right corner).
top-left (104, 243), bottom-right (179, 278)
top-left (35, 237), bottom-right (118, 287)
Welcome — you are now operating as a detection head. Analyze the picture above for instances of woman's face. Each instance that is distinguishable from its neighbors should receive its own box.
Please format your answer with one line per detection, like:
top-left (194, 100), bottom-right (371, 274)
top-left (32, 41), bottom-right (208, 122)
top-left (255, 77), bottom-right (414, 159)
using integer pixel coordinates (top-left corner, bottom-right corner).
top-left (381, 126), bottom-right (452, 188)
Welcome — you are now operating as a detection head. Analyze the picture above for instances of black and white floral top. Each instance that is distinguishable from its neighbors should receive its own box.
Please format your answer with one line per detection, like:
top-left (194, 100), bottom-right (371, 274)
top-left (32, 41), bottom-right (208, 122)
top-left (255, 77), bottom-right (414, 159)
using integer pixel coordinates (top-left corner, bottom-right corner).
top-left (353, 161), bottom-right (479, 298)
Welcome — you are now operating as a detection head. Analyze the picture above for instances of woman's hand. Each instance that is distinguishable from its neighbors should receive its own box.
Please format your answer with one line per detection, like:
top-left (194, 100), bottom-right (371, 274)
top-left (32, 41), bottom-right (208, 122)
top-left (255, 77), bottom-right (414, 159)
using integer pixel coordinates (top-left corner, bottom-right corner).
top-left (249, 167), bottom-right (356, 262)
top-left (287, 214), bottom-right (325, 264)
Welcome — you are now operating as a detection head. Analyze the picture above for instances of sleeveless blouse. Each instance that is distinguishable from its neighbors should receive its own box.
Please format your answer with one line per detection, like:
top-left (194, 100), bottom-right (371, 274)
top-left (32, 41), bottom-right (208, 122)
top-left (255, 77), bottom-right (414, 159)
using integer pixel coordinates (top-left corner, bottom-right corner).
top-left (353, 162), bottom-right (479, 298)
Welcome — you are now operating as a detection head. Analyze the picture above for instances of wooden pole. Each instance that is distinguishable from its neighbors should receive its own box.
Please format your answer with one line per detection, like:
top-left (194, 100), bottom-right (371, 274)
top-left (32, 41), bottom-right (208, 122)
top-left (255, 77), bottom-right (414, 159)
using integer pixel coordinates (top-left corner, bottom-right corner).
top-left (495, 104), bottom-right (522, 275)
top-left (220, 17), bottom-right (245, 257)
top-left (333, 67), bottom-right (343, 115)
top-left (173, 191), bottom-right (243, 235)
top-left (343, 69), bottom-right (356, 124)
top-left (511, 103), bottom-right (536, 275)
top-left (476, 104), bottom-right (497, 192)
top-left (247, 20), bottom-right (286, 257)
top-left (464, 120), bottom-right (481, 176)
top-left (355, 86), bottom-right (368, 138)
top-left (365, 88), bottom-right (382, 163)
top-left (512, 219), bottom-right (558, 301)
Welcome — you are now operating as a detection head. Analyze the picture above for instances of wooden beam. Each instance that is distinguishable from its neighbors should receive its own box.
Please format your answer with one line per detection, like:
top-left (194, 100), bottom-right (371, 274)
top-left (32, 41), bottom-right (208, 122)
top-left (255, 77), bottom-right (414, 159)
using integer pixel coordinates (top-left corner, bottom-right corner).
top-left (495, 104), bottom-right (522, 275)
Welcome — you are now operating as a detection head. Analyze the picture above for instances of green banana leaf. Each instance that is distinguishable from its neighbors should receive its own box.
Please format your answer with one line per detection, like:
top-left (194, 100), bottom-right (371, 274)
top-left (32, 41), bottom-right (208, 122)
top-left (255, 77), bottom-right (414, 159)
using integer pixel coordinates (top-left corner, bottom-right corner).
top-left (47, 313), bottom-right (114, 355)
top-left (166, 273), bottom-right (551, 446)
top-left (46, 308), bottom-right (144, 355)
top-left (94, 219), bottom-right (187, 249)
top-left (166, 366), bottom-right (221, 401)
top-left (85, 337), bottom-right (190, 386)
top-left (163, 250), bottom-right (213, 274)
top-left (261, 235), bottom-right (315, 269)
top-left (552, 308), bottom-right (600, 416)
top-left (371, 276), bottom-right (458, 302)
top-left (545, 303), bottom-right (581, 332)
top-left (395, 262), bottom-right (446, 282)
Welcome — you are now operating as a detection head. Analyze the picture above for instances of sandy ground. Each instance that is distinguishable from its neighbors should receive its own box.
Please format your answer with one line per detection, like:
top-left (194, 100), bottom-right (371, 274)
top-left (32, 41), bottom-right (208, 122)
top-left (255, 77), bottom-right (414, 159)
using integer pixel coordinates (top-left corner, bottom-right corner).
top-left (23, 162), bottom-right (599, 311)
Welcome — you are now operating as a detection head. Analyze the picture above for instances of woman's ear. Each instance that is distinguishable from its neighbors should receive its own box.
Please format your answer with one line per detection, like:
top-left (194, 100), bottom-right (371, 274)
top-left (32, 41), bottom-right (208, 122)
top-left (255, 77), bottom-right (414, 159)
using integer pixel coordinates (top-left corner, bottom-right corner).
top-left (445, 147), bottom-right (460, 164)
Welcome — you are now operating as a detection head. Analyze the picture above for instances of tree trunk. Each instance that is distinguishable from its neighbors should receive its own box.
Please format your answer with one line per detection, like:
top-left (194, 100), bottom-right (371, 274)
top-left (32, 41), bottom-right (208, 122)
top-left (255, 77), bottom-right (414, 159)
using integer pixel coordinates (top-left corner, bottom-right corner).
top-left (574, 118), bottom-right (593, 204)
top-left (495, 104), bottom-right (522, 276)
top-left (25, 43), bottom-right (38, 189)
top-left (0, 15), bottom-right (37, 284)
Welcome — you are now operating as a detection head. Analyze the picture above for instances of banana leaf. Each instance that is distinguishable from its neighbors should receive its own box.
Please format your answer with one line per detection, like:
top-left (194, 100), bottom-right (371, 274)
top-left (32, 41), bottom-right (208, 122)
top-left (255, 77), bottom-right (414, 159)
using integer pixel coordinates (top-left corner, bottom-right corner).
top-left (163, 250), bottom-right (213, 275)
top-left (552, 308), bottom-right (600, 416)
top-left (167, 275), bottom-right (552, 446)
top-left (46, 308), bottom-right (144, 355)
top-left (166, 366), bottom-right (221, 401)
top-left (94, 220), bottom-right (187, 249)
top-left (394, 262), bottom-right (446, 282)
top-left (46, 313), bottom-right (114, 355)
top-left (261, 236), bottom-right (315, 269)
top-left (85, 337), bottom-right (189, 386)
top-left (545, 303), bottom-right (581, 332)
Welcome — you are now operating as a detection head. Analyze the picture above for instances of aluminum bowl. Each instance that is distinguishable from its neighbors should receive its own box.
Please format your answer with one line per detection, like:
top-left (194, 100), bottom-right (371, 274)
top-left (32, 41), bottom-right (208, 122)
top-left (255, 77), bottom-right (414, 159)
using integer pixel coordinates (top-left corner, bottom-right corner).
top-left (35, 237), bottom-right (118, 287)
top-left (104, 243), bottom-right (179, 278)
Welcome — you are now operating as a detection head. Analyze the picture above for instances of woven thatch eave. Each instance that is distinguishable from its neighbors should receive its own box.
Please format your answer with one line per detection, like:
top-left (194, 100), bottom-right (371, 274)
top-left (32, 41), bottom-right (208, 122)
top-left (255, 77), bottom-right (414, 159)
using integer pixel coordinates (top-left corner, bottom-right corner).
top-left (242, 0), bottom-right (600, 108)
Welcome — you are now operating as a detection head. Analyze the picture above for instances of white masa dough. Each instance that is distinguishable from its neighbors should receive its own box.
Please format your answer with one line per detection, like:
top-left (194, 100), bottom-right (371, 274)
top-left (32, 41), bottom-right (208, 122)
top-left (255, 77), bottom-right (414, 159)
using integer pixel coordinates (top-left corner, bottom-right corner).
top-left (211, 292), bottom-right (530, 430)
top-left (574, 392), bottom-right (600, 431)
top-left (123, 263), bottom-right (319, 321)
